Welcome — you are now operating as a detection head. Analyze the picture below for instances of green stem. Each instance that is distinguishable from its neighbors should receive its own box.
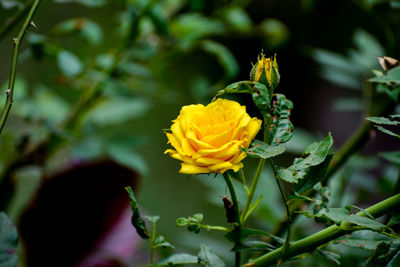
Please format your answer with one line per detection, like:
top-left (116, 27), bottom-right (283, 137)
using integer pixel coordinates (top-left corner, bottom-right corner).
top-left (244, 193), bottom-right (400, 266)
top-left (150, 219), bottom-right (156, 266)
top-left (241, 158), bottom-right (266, 222)
top-left (0, 0), bottom-right (34, 42)
top-left (222, 172), bottom-right (241, 267)
top-left (0, 0), bottom-right (41, 134)
top-left (270, 160), bottom-right (291, 255)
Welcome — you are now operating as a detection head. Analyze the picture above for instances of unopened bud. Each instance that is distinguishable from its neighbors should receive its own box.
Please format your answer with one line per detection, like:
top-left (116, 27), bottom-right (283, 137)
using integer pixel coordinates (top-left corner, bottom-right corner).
top-left (250, 53), bottom-right (280, 92)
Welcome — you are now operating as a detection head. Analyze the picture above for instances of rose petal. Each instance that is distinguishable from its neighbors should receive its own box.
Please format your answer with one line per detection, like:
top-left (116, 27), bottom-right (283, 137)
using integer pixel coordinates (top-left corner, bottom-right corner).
top-left (180, 164), bottom-right (209, 174)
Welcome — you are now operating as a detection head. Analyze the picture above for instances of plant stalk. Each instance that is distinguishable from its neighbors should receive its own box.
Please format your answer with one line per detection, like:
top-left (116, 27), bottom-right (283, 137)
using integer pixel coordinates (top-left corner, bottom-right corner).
top-left (0, 0), bottom-right (41, 134)
top-left (223, 172), bottom-right (241, 267)
top-left (244, 193), bottom-right (400, 266)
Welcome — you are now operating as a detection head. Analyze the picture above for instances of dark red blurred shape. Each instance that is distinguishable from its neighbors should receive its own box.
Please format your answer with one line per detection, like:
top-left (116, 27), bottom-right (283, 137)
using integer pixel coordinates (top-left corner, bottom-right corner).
top-left (19, 160), bottom-right (139, 267)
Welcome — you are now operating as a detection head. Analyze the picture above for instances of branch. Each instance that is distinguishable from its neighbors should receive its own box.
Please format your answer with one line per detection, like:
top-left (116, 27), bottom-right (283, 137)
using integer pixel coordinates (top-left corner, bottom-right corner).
top-left (244, 193), bottom-right (400, 266)
top-left (0, 0), bottom-right (41, 134)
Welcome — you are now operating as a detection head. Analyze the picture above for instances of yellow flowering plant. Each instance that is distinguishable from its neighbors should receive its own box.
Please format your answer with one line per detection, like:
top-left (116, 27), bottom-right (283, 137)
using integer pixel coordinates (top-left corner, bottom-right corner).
top-left (126, 54), bottom-right (400, 267)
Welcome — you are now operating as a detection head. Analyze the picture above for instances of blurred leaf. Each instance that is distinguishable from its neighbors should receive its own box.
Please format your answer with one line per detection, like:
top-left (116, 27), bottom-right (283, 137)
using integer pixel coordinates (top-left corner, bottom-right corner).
top-left (125, 186), bottom-right (150, 239)
top-left (0, 0), bottom-right (23, 9)
top-left (380, 150), bottom-right (400, 165)
top-left (158, 253), bottom-right (198, 265)
top-left (53, 0), bottom-right (107, 7)
top-left (108, 145), bottom-right (147, 175)
top-left (85, 97), bottom-right (150, 126)
top-left (268, 94), bottom-right (294, 145)
top-left (57, 50), bottom-right (83, 77)
top-left (277, 133), bottom-right (333, 184)
top-left (367, 116), bottom-right (400, 125)
top-left (153, 235), bottom-right (174, 249)
top-left (215, 81), bottom-right (270, 117)
top-left (232, 240), bottom-right (275, 252)
top-left (260, 19), bottom-right (290, 49)
top-left (241, 140), bottom-right (285, 159)
top-left (51, 18), bottom-right (103, 45)
top-left (336, 230), bottom-right (392, 251)
top-left (171, 13), bottom-right (224, 45)
top-left (225, 227), bottom-right (284, 245)
top-left (197, 244), bottom-right (225, 267)
top-left (222, 7), bottom-right (252, 32)
top-left (316, 249), bottom-right (341, 265)
top-left (365, 240), bottom-right (400, 267)
top-left (333, 98), bottom-right (362, 111)
top-left (201, 40), bottom-right (238, 80)
top-left (0, 212), bottom-right (18, 267)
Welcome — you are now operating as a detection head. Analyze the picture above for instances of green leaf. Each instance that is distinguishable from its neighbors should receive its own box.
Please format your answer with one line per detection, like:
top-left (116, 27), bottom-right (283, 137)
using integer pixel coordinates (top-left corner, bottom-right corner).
top-left (214, 81), bottom-right (270, 117)
top-left (51, 18), bottom-right (103, 45)
top-left (197, 245), bottom-right (225, 267)
top-left (367, 116), bottom-right (400, 125)
top-left (53, 0), bottom-right (107, 7)
top-left (293, 153), bottom-right (333, 193)
top-left (242, 195), bottom-right (263, 222)
top-left (369, 66), bottom-right (400, 87)
top-left (376, 126), bottom-right (400, 139)
top-left (277, 133), bottom-right (333, 184)
top-left (316, 249), bottom-right (341, 265)
top-left (268, 94), bottom-right (294, 145)
top-left (201, 40), bottom-right (238, 80)
top-left (242, 140), bottom-right (285, 159)
top-left (57, 50), bottom-right (83, 77)
top-left (232, 240), bottom-right (275, 252)
top-left (300, 208), bottom-right (387, 232)
top-left (380, 150), bottom-right (400, 165)
top-left (158, 253), bottom-right (198, 265)
top-left (225, 227), bottom-right (284, 245)
top-left (107, 145), bottom-right (148, 175)
top-left (125, 186), bottom-right (150, 239)
top-left (153, 235), bottom-right (174, 249)
top-left (0, 213), bottom-right (18, 267)
top-left (365, 241), bottom-right (400, 267)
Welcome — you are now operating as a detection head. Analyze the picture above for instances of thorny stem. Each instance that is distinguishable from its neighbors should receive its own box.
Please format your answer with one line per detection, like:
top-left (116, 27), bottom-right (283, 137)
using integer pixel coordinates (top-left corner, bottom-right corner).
top-left (0, 0), bottom-right (41, 134)
top-left (270, 159), bottom-right (291, 256)
top-left (244, 193), bottom-right (400, 266)
top-left (223, 172), bottom-right (241, 267)
top-left (0, 0), bottom-right (34, 42)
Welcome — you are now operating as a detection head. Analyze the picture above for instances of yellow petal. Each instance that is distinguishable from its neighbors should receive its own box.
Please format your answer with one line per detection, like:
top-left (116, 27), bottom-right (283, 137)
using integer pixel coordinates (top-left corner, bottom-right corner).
top-left (195, 157), bottom-right (225, 165)
top-left (208, 161), bottom-right (233, 172)
top-left (179, 163), bottom-right (209, 174)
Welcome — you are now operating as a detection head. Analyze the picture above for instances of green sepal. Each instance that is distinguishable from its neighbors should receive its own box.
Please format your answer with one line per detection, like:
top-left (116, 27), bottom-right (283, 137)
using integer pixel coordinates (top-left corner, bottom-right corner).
top-left (125, 186), bottom-right (150, 239)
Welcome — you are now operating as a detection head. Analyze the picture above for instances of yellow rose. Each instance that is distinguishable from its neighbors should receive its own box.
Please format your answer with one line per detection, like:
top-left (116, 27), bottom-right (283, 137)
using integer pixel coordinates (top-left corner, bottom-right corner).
top-left (164, 98), bottom-right (262, 174)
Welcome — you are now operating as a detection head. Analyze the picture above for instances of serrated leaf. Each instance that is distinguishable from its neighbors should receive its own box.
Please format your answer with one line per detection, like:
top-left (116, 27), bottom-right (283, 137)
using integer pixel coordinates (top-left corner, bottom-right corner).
top-left (214, 81), bottom-right (270, 117)
top-left (300, 208), bottom-right (387, 232)
top-left (337, 239), bottom-right (390, 250)
top-left (277, 134), bottom-right (333, 184)
top-left (242, 140), bottom-right (285, 159)
top-left (367, 116), bottom-right (400, 125)
top-left (336, 230), bottom-right (392, 251)
top-left (158, 253), bottom-right (198, 265)
top-left (268, 94), bottom-right (293, 145)
top-left (125, 187), bottom-right (150, 239)
top-left (0, 213), bottom-right (18, 267)
top-left (376, 126), bottom-right (400, 139)
top-left (369, 66), bottom-right (400, 86)
top-left (197, 245), bottom-right (225, 267)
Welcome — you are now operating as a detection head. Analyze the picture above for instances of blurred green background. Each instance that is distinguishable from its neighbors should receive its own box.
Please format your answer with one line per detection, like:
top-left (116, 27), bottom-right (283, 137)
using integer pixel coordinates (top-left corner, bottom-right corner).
top-left (1, 0), bottom-right (400, 266)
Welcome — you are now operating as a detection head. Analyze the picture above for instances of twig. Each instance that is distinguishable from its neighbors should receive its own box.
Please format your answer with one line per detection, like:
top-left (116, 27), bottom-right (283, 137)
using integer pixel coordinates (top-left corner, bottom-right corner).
top-left (0, 0), bottom-right (41, 134)
top-left (0, 0), bottom-right (34, 42)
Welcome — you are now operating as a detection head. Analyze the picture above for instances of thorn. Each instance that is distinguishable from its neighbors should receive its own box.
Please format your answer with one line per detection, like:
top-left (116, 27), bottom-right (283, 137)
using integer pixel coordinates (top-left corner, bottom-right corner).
top-left (30, 20), bottom-right (38, 30)
top-left (5, 89), bottom-right (10, 96)
top-left (12, 38), bottom-right (17, 44)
